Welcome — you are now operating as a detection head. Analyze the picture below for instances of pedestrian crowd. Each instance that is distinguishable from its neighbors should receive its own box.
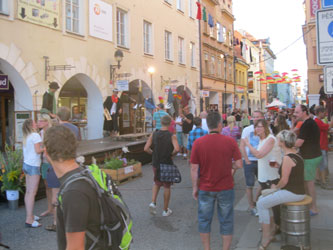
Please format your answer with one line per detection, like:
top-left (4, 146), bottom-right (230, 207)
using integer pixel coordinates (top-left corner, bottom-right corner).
top-left (14, 101), bottom-right (333, 250)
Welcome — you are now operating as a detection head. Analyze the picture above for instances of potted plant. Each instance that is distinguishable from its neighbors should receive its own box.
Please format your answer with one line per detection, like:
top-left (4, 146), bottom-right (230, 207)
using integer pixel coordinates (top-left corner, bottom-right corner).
top-left (0, 144), bottom-right (24, 210)
top-left (101, 151), bottom-right (142, 184)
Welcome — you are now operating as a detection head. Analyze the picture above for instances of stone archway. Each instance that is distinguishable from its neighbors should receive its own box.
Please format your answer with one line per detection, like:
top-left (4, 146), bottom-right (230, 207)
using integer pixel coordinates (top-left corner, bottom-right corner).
top-left (0, 58), bottom-right (33, 149)
top-left (60, 74), bottom-right (103, 140)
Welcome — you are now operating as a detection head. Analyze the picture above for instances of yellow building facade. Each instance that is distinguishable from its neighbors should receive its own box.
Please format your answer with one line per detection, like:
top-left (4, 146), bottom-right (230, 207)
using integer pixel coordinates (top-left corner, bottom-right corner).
top-left (0, 0), bottom-right (199, 147)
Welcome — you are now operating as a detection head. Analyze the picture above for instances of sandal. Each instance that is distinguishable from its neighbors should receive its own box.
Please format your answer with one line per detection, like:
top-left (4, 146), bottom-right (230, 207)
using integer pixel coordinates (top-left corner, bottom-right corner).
top-left (34, 215), bottom-right (40, 221)
top-left (45, 224), bottom-right (56, 232)
top-left (25, 221), bottom-right (41, 228)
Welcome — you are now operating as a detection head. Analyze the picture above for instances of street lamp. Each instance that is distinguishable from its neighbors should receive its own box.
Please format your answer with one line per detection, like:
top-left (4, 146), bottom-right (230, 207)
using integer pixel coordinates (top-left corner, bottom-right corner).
top-left (110, 49), bottom-right (124, 82)
top-left (148, 66), bottom-right (155, 99)
top-left (220, 53), bottom-right (228, 114)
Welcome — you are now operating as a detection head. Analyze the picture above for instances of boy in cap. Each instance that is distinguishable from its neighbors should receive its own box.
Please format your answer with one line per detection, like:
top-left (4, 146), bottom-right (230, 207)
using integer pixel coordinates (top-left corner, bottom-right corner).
top-left (41, 81), bottom-right (60, 118)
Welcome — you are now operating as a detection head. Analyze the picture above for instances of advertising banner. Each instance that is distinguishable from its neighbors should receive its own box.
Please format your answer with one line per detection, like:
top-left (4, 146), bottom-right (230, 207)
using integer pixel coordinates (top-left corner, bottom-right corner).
top-left (0, 75), bottom-right (9, 90)
top-left (310, 0), bottom-right (321, 18)
top-left (89, 0), bottom-right (113, 42)
top-left (17, 0), bottom-right (60, 29)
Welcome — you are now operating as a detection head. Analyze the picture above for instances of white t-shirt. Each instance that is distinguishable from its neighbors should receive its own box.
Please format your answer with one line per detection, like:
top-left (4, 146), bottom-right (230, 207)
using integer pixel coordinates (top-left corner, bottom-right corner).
top-left (110, 102), bottom-right (117, 115)
top-left (23, 132), bottom-right (42, 167)
top-left (241, 124), bottom-right (260, 161)
top-left (257, 134), bottom-right (281, 183)
top-left (175, 116), bottom-right (183, 132)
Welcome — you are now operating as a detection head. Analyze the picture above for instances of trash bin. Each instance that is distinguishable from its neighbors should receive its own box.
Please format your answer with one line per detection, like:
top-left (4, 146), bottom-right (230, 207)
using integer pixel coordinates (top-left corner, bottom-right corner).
top-left (6, 190), bottom-right (19, 210)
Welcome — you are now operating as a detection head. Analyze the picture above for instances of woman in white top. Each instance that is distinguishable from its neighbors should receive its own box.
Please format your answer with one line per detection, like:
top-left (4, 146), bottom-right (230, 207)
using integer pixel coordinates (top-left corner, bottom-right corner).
top-left (244, 119), bottom-right (282, 187)
top-left (22, 119), bottom-right (43, 228)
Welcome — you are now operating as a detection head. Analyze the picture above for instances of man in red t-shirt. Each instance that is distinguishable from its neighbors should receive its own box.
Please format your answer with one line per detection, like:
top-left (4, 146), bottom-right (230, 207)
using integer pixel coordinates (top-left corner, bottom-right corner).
top-left (190, 112), bottom-right (242, 250)
top-left (314, 106), bottom-right (333, 189)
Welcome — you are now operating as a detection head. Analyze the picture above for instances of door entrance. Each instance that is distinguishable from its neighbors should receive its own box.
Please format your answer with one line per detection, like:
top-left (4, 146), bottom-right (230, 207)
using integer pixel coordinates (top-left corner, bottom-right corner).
top-left (0, 83), bottom-right (14, 151)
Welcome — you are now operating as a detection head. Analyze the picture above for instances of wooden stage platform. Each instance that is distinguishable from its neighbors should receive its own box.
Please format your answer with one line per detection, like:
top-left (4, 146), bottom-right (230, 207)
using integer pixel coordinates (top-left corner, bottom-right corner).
top-left (77, 133), bottom-right (152, 165)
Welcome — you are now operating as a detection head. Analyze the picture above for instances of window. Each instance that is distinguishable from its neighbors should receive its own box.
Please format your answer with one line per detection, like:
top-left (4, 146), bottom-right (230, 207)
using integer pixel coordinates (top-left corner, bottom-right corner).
top-left (229, 63), bottom-right (232, 80)
top-left (0, 0), bottom-right (9, 15)
top-left (216, 22), bottom-right (224, 42)
top-left (178, 37), bottom-right (185, 64)
top-left (189, 0), bottom-right (195, 18)
top-left (210, 56), bottom-right (215, 76)
top-left (66, 0), bottom-right (80, 34)
top-left (217, 59), bottom-right (222, 77)
top-left (165, 31), bottom-right (172, 60)
top-left (190, 42), bottom-right (195, 67)
top-left (228, 31), bottom-right (232, 46)
top-left (177, 0), bottom-right (184, 12)
top-left (117, 8), bottom-right (129, 48)
top-left (223, 26), bottom-right (227, 44)
top-left (143, 21), bottom-right (152, 54)
top-left (204, 53), bottom-right (209, 74)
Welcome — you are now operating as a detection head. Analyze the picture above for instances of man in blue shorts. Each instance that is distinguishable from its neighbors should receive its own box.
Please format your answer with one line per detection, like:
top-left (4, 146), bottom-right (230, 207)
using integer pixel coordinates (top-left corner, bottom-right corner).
top-left (239, 110), bottom-right (264, 215)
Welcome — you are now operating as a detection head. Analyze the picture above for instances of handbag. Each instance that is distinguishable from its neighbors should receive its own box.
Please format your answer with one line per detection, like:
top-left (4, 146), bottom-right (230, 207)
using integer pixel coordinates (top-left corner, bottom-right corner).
top-left (157, 163), bottom-right (182, 183)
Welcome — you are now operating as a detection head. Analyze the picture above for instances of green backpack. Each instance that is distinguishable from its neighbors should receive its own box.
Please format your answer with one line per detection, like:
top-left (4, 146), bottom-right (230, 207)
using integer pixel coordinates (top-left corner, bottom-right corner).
top-left (58, 164), bottom-right (133, 250)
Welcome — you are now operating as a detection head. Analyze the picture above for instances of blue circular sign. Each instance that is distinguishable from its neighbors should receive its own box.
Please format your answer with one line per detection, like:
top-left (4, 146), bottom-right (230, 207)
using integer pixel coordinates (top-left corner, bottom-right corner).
top-left (328, 21), bottom-right (333, 38)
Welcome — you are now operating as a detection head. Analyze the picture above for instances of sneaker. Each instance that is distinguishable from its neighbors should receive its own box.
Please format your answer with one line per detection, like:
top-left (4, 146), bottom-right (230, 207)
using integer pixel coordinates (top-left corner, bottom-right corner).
top-left (177, 153), bottom-right (182, 156)
top-left (149, 202), bottom-right (156, 215)
top-left (162, 208), bottom-right (172, 217)
top-left (249, 207), bottom-right (258, 216)
top-left (321, 182), bottom-right (333, 190)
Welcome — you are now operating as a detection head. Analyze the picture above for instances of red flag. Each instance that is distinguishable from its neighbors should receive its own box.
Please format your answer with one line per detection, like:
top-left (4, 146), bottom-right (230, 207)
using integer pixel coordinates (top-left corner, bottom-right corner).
top-left (196, 2), bottom-right (202, 20)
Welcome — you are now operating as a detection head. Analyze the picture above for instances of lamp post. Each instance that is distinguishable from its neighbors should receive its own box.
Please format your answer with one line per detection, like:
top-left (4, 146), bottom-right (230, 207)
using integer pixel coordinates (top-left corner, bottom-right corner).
top-left (221, 53), bottom-right (228, 114)
top-left (148, 66), bottom-right (155, 132)
top-left (110, 49), bottom-right (124, 83)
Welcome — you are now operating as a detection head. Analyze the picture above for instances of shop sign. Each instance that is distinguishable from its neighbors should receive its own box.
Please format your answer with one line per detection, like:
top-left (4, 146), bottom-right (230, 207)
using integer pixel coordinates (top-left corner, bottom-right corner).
top-left (236, 86), bottom-right (245, 93)
top-left (116, 73), bottom-right (132, 78)
top-left (116, 80), bottom-right (129, 91)
top-left (200, 90), bottom-right (209, 98)
top-left (0, 75), bottom-right (9, 90)
top-left (316, 8), bottom-right (333, 64)
top-left (17, 0), bottom-right (60, 29)
top-left (89, 0), bottom-right (113, 42)
top-left (311, 0), bottom-right (321, 17)
top-left (164, 85), bottom-right (177, 94)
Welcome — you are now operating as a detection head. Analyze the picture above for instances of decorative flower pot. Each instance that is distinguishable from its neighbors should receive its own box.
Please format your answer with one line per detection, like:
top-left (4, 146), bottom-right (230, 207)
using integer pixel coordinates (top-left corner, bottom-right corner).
top-left (6, 190), bottom-right (19, 210)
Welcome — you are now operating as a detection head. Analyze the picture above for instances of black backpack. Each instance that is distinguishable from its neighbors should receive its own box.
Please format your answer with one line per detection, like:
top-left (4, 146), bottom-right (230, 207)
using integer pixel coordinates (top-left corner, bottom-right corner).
top-left (58, 164), bottom-right (133, 250)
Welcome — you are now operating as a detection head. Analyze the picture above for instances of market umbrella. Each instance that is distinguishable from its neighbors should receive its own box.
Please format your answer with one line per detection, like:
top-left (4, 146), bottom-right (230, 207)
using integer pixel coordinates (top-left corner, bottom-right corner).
top-left (266, 99), bottom-right (286, 108)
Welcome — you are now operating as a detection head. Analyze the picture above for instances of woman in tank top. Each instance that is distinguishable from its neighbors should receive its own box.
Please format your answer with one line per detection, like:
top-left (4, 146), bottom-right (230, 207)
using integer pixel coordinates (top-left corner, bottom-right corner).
top-left (255, 130), bottom-right (305, 249)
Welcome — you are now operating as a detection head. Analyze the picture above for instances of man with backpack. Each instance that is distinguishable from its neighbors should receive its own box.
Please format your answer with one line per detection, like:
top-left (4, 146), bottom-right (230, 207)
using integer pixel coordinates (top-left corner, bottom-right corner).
top-left (44, 125), bottom-right (132, 250)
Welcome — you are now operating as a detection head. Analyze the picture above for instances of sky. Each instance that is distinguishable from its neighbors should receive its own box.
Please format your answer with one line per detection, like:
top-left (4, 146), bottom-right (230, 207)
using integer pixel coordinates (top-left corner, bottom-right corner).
top-left (233, 0), bottom-right (307, 85)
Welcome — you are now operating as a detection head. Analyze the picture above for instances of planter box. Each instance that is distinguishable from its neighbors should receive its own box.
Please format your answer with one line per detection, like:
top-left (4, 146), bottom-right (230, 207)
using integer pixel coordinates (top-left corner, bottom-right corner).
top-left (101, 162), bottom-right (142, 184)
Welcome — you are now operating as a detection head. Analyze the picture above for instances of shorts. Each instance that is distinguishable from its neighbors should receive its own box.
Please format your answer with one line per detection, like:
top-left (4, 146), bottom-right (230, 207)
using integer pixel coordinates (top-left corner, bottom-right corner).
top-left (176, 132), bottom-right (183, 147)
top-left (304, 156), bottom-right (322, 181)
top-left (182, 133), bottom-right (189, 148)
top-left (23, 162), bottom-right (40, 176)
top-left (243, 160), bottom-right (258, 187)
top-left (46, 166), bottom-right (60, 188)
top-left (153, 167), bottom-right (172, 188)
top-left (41, 163), bottom-right (51, 180)
top-left (198, 189), bottom-right (234, 235)
top-left (319, 150), bottom-right (328, 171)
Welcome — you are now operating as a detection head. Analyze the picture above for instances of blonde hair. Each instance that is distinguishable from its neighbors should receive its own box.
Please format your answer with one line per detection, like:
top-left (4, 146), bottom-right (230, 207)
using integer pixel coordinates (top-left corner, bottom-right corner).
top-left (22, 119), bottom-right (35, 146)
top-left (227, 116), bottom-right (236, 130)
top-left (38, 113), bottom-right (53, 129)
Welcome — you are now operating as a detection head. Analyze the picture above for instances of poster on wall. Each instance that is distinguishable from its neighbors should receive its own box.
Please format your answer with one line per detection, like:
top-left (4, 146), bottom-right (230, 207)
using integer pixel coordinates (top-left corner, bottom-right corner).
top-left (17, 0), bottom-right (60, 29)
top-left (15, 112), bottom-right (31, 145)
top-left (89, 0), bottom-right (113, 42)
top-left (117, 80), bottom-right (129, 91)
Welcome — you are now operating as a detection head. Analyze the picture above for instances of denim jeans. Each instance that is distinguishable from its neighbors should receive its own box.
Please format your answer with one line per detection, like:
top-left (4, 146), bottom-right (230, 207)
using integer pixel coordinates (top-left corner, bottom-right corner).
top-left (198, 189), bottom-right (234, 235)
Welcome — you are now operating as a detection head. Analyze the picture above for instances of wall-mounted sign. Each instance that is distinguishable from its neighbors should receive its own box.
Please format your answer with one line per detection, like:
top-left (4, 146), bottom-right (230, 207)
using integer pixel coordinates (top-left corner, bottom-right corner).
top-left (311, 0), bottom-right (321, 18)
top-left (116, 80), bottom-right (129, 91)
top-left (248, 71), bottom-right (254, 91)
top-left (89, 0), bottom-right (113, 42)
top-left (324, 65), bottom-right (333, 94)
top-left (164, 85), bottom-right (178, 94)
top-left (0, 75), bottom-right (9, 90)
top-left (17, 0), bottom-right (60, 29)
top-left (236, 86), bottom-right (245, 93)
top-left (201, 90), bottom-right (209, 98)
top-left (316, 8), bottom-right (333, 65)
top-left (321, 0), bottom-right (333, 9)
